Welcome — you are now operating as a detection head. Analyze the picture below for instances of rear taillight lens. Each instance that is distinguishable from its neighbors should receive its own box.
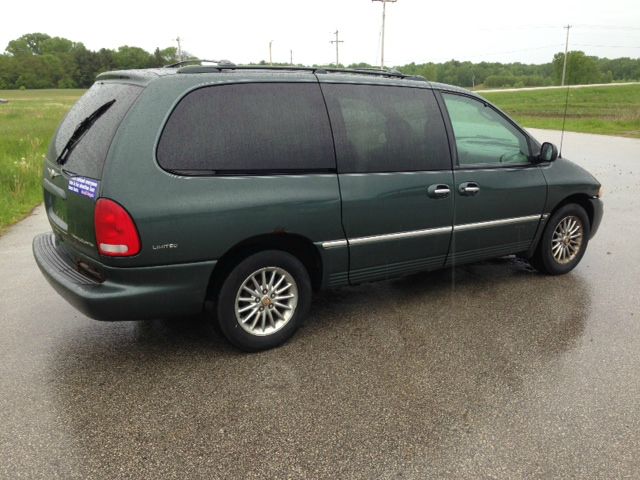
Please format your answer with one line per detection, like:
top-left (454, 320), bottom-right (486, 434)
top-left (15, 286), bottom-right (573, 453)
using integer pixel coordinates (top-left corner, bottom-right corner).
top-left (94, 198), bottom-right (141, 256)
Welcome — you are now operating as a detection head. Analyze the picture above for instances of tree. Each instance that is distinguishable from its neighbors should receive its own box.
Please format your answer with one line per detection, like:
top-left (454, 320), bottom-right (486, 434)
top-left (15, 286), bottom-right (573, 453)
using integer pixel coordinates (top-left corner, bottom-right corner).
top-left (553, 51), bottom-right (601, 85)
top-left (6, 33), bottom-right (51, 56)
top-left (112, 45), bottom-right (154, 69)
top-left (153, 47), bottom-right (177, 67)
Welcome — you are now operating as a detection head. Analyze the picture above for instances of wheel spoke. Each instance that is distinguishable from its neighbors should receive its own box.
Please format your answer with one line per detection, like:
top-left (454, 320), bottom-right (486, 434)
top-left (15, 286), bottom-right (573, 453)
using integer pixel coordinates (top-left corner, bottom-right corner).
top-left (272, 274), bottom-right (285, 290)
top-left (242, 308), bottom-right (259, 324)
top-left (274, 301), bottom-right (292, 310)
top-left (250, 312), bottom-right (261, 330)
top-left (276, 283), bottom-right (292, 294)
top-left (276, 294), bottom-right (295, 301)
top-left (238, 303), bottom-right (257, 314)
top-left (267, 309), bottom-right (276, 328)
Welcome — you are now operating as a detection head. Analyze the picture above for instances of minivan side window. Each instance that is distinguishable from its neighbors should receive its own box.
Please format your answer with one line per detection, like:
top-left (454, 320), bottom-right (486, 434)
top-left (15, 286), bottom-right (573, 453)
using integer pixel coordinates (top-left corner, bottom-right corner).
top-left (322, 84), bottom-right (451, 173)
top-left (442, 93), bottom-right (530, 167)
top-left (157, 83), bottom-right (335, 174)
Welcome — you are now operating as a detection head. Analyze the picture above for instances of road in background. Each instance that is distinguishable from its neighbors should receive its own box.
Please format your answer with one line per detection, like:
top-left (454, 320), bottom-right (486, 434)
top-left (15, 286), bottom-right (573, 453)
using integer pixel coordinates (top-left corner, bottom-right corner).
top-left (475, 81), bottom-right (640, 93)
top-left (1, 130), bottom-right (639, 479)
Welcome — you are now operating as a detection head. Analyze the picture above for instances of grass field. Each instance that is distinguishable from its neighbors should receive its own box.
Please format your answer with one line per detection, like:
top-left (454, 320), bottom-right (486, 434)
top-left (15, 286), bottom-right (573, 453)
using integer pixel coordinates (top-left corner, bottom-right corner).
top-left (482, 84), bottom-right (640, 138)
top-left (0, 89), bottom-right (83, 233)
top-left (0, 84), bottom-right (638, 233)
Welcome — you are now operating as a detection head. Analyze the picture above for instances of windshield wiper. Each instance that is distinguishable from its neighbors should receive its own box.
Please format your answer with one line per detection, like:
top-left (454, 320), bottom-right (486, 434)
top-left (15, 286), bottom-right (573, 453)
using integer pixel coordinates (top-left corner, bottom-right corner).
top-left (56, 99), bottom-right (116, 165)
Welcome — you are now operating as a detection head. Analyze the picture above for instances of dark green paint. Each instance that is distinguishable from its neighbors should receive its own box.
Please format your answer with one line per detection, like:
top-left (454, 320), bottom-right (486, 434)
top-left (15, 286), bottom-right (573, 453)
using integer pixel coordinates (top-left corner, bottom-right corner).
top-left (34, 67), bottom-right (603, 322)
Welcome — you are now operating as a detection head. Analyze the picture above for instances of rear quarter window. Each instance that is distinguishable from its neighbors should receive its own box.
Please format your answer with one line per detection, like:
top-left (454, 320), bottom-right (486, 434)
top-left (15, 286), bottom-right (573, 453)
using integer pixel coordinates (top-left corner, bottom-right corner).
top-left (156, 82), bottom-right (335, 174)
top-left (55, 82), bottom-right (143, 179)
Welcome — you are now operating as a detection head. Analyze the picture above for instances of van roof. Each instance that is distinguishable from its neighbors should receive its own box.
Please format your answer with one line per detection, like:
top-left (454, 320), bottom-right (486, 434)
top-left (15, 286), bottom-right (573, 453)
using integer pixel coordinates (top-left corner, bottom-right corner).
top-left (95, 64), bottom-right (479, 97)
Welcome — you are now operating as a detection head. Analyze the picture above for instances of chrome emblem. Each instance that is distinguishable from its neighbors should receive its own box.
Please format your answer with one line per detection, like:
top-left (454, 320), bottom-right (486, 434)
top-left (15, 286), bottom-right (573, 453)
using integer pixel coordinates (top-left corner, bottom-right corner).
top-left (47, 167), bottom-right (60, 179)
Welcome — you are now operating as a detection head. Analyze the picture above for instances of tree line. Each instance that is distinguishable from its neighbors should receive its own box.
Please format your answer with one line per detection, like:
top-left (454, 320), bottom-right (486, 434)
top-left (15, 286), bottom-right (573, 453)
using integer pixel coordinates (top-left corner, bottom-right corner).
top-left (1, 32), bottom-right (639, 90)
top-left (0, 33), bottom-right (178, 89)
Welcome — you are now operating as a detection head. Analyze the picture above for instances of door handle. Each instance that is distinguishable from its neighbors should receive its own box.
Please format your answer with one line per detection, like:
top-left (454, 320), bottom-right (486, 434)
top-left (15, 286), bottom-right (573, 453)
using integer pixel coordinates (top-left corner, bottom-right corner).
top-left (458, 182), bottom-right (480, 196)
top-left (427, 184), bottom-right (451, 198)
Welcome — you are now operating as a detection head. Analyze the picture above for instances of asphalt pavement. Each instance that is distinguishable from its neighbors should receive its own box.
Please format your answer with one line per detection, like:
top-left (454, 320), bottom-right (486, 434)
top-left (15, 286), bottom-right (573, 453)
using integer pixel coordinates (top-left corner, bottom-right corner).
top-left (1, 129), bottom-right (639, 479)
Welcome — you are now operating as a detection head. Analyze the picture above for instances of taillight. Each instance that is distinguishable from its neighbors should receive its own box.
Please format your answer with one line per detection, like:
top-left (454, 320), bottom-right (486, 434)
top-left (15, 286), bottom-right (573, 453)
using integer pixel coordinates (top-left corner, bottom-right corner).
top-left (94, 198), bottom-right (141, 256)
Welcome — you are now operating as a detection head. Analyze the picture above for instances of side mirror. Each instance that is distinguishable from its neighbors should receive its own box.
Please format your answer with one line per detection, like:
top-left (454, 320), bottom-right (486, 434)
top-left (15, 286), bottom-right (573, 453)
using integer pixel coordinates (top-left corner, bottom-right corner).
top-left (539, 142), bottom-right (558, 162)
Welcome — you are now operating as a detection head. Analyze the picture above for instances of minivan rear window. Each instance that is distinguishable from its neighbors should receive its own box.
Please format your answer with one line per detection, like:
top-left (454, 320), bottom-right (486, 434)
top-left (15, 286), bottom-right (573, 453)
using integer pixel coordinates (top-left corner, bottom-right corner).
top-left (156, 83), bottom-right (335, 174)
top-left (54, 82), bottom-right (143, 179)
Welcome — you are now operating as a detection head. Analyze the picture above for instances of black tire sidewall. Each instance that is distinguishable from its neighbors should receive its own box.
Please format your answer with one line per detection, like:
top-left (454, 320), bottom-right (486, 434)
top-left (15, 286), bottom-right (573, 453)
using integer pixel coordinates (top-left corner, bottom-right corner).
top-left (216, 250), bottom-right (311, 352)
top-left (538, 204), bottom-right (590, 275)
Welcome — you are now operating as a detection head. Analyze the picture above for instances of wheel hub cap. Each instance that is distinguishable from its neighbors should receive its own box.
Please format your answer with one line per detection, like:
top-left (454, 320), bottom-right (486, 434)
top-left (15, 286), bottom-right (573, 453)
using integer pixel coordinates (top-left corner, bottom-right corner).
top-left (234, 266), bottom-right (298, 336)
top-left (551, 215), bottom-right (584, 264)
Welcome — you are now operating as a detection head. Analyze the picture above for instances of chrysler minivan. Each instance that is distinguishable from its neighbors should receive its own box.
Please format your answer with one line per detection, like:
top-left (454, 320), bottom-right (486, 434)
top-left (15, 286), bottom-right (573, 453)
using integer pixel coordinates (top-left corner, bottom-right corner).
top-left (33, 63), bottom-right (603, 351)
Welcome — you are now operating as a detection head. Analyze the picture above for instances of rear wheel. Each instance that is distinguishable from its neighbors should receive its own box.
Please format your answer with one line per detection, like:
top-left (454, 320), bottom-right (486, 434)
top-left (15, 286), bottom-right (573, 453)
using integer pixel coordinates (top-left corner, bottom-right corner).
top-left (531, 203), bottom-right (590, 275)
top-left (216, 250), bottom-right (311, 351)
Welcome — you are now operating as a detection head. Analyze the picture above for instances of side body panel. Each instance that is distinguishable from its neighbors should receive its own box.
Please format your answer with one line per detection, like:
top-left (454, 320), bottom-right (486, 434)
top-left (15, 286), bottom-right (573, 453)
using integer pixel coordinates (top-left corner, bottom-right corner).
top-left (339, 172), bottom-right (454, 283)
top-left (101, 75), bottom-right (349, 285)
top-left (449, 167), bottom-right (547, 265)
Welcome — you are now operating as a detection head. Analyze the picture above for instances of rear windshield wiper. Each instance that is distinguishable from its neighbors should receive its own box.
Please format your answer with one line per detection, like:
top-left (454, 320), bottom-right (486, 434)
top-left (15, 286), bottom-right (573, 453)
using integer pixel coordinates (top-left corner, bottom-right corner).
top-left (56, 99), bottom-right (116, 165)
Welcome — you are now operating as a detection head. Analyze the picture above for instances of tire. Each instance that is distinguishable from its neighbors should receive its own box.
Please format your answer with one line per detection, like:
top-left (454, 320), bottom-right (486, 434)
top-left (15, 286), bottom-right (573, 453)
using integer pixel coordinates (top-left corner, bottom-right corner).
top-left (216, 250), bottom-right (311, 351)
top-left (531, 203), bottom-right (590, 275)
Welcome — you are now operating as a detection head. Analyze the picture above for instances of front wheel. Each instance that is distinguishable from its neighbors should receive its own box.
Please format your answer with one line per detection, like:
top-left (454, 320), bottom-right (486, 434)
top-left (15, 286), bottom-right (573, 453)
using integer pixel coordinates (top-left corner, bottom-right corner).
top-left (531, 203), bottom-right (591, 275)
top-left (216, 250), bottom-right (311, 351)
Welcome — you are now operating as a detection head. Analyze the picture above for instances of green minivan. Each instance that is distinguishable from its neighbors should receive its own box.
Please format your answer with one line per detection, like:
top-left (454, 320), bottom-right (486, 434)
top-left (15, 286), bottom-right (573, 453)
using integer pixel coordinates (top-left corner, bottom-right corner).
top-left (33, 64), bottom-right (603, 351)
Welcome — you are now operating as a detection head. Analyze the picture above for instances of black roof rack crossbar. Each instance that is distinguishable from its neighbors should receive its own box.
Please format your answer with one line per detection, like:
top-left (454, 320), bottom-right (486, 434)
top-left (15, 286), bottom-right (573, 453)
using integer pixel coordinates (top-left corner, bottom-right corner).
top-left (176, 63), bottom-right (427, 81)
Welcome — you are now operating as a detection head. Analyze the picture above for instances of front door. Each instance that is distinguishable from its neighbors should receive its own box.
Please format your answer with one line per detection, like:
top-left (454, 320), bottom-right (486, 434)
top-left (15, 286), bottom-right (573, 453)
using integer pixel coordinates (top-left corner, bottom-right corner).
top-left (439, 92), bottom-right (547, 265)
top-left (320, 82), bottom-right (454, 283)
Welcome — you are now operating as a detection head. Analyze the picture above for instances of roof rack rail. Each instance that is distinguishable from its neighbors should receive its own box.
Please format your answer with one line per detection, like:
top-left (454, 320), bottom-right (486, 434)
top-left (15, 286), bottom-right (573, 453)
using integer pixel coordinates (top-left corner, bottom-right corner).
top-left (165, 59), bottom-right (236, 69)
top-left (176, 64), bottom-right (427, 81)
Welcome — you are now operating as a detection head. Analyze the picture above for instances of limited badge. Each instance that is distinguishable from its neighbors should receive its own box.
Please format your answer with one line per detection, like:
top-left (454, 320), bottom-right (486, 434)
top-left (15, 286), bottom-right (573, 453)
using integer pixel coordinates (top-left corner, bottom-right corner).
top-left (68, 177), bottom-right (100, 201)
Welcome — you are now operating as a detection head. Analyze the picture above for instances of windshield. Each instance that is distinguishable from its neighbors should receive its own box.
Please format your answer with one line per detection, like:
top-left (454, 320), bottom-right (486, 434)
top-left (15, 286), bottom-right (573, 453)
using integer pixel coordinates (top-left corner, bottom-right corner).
top-left (54, 82), bottom-right (142, 179)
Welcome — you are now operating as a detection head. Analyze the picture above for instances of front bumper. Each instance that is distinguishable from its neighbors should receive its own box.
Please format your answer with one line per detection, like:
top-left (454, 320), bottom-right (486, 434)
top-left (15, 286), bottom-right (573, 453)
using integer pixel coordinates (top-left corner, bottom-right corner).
top-left (33, 232), bottom-right (216, 321)
top-left (589, 197), bottom-right (603, 239)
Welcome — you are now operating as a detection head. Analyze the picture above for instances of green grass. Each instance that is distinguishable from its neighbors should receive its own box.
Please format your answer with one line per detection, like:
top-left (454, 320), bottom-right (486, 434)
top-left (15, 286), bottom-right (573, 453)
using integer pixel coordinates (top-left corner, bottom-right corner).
top-left (0, 89), bottom-right (83, 233)
top-left (481, 84), bottom-right (640, 138)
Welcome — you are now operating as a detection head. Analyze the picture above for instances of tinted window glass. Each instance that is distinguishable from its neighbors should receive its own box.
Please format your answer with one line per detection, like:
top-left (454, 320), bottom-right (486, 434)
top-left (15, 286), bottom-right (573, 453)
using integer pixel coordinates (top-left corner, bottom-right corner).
top-left (55, 82), bottom-right (143, 179)
top-left (322, 84), bottom-right (450, 173)
top-left (157, 83), bottom-right (334, 173)
top-left (442, 93), bottom-right (530, 166)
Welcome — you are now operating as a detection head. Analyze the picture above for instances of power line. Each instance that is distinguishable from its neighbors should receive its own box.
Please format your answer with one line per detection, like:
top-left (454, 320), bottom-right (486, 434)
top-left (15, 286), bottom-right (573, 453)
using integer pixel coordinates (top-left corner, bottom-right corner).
top-left (572, 44), bottom-right (640, 48)
top-left (372, 0), bottom-right (397, 69)
top-left (573, 24), bottom-right (640, 31)
top-left (330, 30), bottom-right (344, 66)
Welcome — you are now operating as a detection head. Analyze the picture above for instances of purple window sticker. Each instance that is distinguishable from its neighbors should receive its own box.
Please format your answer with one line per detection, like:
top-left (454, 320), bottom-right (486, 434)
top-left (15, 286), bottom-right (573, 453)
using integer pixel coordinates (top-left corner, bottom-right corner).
top-left (68, 177), bottom-right (100, 201)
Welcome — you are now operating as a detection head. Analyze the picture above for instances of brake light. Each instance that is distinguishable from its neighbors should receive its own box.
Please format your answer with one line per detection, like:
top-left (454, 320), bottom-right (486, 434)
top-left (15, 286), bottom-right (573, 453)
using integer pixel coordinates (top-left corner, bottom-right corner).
top-left (94, 198), bottom-right (141, 256)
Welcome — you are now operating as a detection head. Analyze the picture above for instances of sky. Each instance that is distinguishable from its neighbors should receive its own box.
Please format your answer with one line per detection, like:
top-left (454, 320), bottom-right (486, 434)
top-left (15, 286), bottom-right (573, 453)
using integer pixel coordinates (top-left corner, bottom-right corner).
top-left (2, 0), bottom-right (639, 66)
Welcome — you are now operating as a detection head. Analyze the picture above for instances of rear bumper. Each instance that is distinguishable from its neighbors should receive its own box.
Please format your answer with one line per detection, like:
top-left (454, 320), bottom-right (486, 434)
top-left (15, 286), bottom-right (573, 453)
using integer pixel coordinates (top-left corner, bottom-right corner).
top-left (589, 197), bottom-right (603, 239)
top-left (33, 232), bottom-right (216, 321)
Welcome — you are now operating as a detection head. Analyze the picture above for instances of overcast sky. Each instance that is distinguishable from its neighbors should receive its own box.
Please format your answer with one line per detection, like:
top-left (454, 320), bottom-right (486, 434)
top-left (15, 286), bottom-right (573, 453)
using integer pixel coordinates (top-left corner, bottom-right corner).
top-left (2, 0), bottom-right (639, 66)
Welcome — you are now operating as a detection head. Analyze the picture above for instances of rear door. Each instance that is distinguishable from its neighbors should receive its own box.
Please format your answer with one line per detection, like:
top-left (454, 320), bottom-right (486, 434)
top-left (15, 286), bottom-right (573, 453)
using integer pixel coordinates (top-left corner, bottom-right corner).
top-left (320, 82), bottom-right (454, 283)
top-left (43, 82), bottom-right (142, 259)
top-left (439, 91), bottom-right (547, 265)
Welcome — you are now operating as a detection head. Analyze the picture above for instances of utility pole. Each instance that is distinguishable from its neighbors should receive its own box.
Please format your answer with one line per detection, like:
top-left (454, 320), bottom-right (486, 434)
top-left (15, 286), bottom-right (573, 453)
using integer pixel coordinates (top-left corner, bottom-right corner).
top-left (269, 40), bottom-right (273, 65)
top-left (330, 30), bottom-right (344, 66)
top-left (290, 49), bottom-right (293, 66)
top-left (175, 36), bottom-right (182, 62)
top-left (372, 0), bottom-right (397, 69)
top-left (561, 25), bottom-right (571, 86)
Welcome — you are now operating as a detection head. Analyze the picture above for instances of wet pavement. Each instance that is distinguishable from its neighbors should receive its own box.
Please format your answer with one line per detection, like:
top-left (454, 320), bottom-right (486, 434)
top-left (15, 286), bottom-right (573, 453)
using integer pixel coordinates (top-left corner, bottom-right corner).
top-left (1, 129), bottom-right (639, 479)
